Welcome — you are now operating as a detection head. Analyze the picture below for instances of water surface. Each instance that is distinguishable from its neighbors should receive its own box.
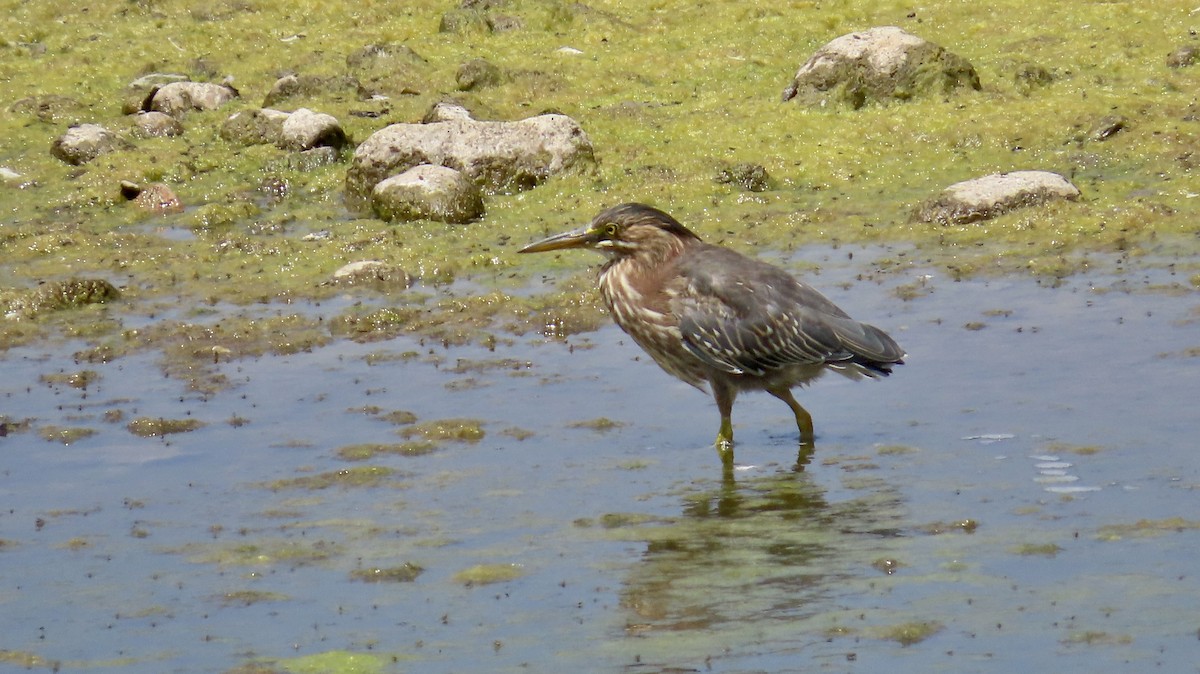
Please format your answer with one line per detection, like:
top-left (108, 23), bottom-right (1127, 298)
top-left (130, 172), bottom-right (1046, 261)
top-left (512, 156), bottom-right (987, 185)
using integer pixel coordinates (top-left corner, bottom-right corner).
top-left (2, 247), bottom-right (1198, 673)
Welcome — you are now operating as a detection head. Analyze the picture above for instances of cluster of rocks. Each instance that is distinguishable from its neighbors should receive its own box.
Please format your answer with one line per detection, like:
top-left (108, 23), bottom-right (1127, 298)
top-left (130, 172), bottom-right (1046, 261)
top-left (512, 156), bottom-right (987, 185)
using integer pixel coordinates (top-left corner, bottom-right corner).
top-left (40, 22), bottom-right (1197, 239)
top-left (48, 50), bottom-right (595, 225)
top-left (346, 103), bottom-right (594, 222)
top-left (781, 26), bottom-right (1092, 223)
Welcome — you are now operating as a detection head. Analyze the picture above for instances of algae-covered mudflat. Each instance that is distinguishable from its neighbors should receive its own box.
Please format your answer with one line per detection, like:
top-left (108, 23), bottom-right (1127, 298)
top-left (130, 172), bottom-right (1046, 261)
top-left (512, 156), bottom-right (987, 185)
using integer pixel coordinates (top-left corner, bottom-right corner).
top-left (1, 1), bottom-right (1198, 673)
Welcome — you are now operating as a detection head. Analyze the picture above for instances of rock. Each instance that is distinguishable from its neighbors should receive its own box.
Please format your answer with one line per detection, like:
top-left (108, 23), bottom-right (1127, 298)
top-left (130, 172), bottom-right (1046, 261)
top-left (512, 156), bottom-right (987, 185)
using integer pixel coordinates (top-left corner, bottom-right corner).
top-left (782, 26), bottom-right (980, 109)
top-left (346, 112), bottom-right (594, 207)
top-left (4, 278), bottom-right (120, 320)
top-left (10, 95), bottom-right (84, 123)
top-left (120, 181), bottom-right (184, 214)
top-left (715, 163), bottom-right (771, 192)
top-left (422, 102), bottom-right (474, 123)
top-left (279, 108), bottom-right (346, 151)
top-left (329, 260), bottom-right (412, 289)
top-left (149, 81), bottom-right (238, 117)
top-left (488, 15), bottom-right (523, 32)
top-left (371, 165), bottom-right (485, 224)
top-left (456, 58), bottom-right (503, 91)
top-left (439, 8), bottom-right (491, 34)
top-left (50, 124), bottom-right (129, 165)
top-left (262, 73), bottom-right (360, 107)
top-left (121, 73), bottom-right (190, 114)
top-left (130, 111), bottom-right (184, 138)
top-left (1166, 45), bottom-right (1198, 68)
top-left (346, 43), bottom-right (428, 99)
top-left (1089, 115), bottom-right (1128, 142)
top-left (915, 171), bottom-right (1081, 225)
top-left (220, 108), bottom-right (291, 146)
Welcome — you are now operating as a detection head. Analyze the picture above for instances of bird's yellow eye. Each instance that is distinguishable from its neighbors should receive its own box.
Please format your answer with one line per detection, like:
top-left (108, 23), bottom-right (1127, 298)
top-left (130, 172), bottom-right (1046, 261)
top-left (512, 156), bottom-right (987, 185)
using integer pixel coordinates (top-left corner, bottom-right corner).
top-left (603, 223), bottom-right (619, 237)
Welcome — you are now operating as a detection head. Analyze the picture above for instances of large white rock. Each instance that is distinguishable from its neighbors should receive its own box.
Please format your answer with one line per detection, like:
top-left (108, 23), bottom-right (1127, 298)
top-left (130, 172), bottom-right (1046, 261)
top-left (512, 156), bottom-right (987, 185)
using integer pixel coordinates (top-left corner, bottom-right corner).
top-left (916, 171), bottom-right (1081, 224)
top-left (782, 26), bottom-right (980, 108)
top-left (346, 111), bottom-right (594, 207)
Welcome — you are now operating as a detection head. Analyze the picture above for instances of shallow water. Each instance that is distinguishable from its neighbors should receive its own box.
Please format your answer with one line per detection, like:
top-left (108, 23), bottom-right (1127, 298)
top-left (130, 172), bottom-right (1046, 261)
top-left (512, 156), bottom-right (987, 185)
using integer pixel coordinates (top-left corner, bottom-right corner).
top-left (2, 246), bottom-right (1199, 673)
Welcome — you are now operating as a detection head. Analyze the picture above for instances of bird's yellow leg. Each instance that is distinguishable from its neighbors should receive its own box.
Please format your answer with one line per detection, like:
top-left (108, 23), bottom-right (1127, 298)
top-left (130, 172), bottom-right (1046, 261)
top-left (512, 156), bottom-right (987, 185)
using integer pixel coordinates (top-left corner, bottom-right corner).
top-left (716, 416), bottom-right (734, 459)
top-left (712, 381), bottom-right (737, 463)
top-left (767, 386), bottom-right (815, 444)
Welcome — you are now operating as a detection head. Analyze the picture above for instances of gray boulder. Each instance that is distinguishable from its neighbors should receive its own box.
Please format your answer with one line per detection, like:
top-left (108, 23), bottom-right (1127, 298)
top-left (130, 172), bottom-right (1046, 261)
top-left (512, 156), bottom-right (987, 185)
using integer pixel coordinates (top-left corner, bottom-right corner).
top-left (782, 26), bottom-right (980, 109)
top-left (50, 124), bottom-right (130, 165)
top-left (220, 108), bottom-right (291, 146)
top-left (150, 81), bottom-right (238, 117)
top-left (220, 108), bottom-right (344, 153)
top-left (916, 171), bottom-right (1081, 224)
top-left (346, 111), bottom-right (594, 207)
top-left (280, 108), bottom-right (346, 151)
top-left (371, 164), bottom-right (485, 224)
top-left (130, 111), bottom-right (184, 138)
top-left (262, 73), bottom-right (360, 107)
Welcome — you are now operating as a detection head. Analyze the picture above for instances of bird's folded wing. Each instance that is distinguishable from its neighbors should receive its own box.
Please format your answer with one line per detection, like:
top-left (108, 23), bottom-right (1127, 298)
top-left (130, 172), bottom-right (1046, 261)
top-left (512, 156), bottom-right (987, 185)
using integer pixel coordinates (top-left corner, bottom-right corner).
top-left (677, 300), bottom-right (857, 376)
top-left (671, 245), bottom-right (903, 376)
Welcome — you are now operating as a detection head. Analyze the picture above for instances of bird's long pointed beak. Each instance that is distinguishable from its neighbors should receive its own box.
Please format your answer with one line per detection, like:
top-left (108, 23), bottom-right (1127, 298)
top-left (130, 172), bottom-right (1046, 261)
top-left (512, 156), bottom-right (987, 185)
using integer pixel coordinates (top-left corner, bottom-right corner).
top-left (517, 226), bottom-right (596, 254)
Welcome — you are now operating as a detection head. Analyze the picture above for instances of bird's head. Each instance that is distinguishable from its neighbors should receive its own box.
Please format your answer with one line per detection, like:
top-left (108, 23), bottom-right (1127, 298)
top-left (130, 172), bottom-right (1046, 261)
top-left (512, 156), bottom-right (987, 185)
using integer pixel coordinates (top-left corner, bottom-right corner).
top-left (518, 203), bottom-right (701, 260)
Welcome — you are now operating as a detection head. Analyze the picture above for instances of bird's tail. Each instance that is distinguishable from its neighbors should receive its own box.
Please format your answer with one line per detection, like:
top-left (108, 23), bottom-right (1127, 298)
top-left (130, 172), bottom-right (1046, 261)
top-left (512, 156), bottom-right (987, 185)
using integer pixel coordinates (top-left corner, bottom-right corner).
top-left (829, 318), bottom-right (905, 377)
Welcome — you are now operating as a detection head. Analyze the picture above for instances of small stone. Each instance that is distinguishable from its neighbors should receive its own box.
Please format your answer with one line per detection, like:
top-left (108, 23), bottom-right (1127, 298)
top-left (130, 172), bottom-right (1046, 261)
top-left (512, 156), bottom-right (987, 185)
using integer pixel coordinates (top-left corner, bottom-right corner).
top-left (279, 108), bottom-right (346, 151)
top-left (1089, 115), bottom-right (1128, 142)
top-left (220, 108), bottom-right (291, 146)
top-left (124, 182), bottom-right (183, 214)
top-left (715, 163), bottom-right (771, 192)
top-left (50, 124), bottom-right (129, 165)
top-left (330, 260), bottom-right (412, 288)
top-left (422, 102), bottom-right (474, 123)
top-left (130, 111), bottom-right (184, 138)
top-left (149, 81), bottom-right (238, 117)
top-left (456, 58), bottom-right (503, 91)
top-left (371, 164), bottom-right (485, 224)
top-left (1166, 45), bottom-right (1198, 68)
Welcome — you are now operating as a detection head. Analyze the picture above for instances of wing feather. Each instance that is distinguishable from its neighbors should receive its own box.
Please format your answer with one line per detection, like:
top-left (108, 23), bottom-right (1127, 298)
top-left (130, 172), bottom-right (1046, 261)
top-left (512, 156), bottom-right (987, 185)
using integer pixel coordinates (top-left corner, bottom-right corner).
top-left (671, 245), bottom-right (904, 377)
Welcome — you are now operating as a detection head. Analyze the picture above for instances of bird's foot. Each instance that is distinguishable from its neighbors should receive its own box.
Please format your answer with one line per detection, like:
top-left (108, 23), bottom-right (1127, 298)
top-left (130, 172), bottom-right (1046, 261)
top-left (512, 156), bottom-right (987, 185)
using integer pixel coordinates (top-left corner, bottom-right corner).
top-left (715, 435), bottom-right (734, 465)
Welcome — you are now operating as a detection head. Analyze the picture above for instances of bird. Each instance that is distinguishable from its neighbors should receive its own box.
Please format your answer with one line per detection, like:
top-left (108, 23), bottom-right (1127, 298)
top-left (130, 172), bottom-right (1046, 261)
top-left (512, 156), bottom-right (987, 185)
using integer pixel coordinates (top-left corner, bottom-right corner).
top-left (519, 203), bottom-right (904, 460)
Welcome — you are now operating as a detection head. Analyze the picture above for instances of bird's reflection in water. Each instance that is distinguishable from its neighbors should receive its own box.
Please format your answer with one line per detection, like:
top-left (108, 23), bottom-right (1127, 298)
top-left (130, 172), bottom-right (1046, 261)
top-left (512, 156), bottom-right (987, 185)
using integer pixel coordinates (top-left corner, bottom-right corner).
top-left (615, 439), bottom-right (905, 648)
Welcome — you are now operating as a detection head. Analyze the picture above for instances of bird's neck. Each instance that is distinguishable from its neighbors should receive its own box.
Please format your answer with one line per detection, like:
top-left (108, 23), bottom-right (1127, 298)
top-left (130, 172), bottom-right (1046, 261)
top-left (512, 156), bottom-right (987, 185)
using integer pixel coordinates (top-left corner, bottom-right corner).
top-left (598, 237), bottom-right (693, 325)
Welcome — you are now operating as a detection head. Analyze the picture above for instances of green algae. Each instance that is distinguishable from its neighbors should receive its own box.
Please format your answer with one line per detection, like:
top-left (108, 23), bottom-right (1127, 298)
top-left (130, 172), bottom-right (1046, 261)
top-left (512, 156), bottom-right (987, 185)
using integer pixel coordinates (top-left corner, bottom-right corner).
top-left (264, 466), bottom-right (397, 491)
top-left (335, 441), bottom-right (439, 461)
top-left (398, 418), bottom-right (485, 443)
top-left (38, 425), bottom-right (97, 444)
top-left (38, 369), bottom-right (100, 390)
top-left (349, 562), bottom-right (424, 583)
top-left (126, 416), bottom-right (205, 437)
top-left (567, 417), bottom-right (626, 433)
top-left (1012, 542), bottom-right (1063, 557)
top-left (216, 590), bottom-right (290, 607)
top-left (0, 650), bottom-right (55, 670)
top-left (2, 279), bottom-right (120, 319)
top-left (184, 539), bottom-right (343, 566)
top-left (453, 563), bottom-right (525, 586)
top-left (1063, 630), bottom-right (1133, 646)
top-left (1097, 517), bottom-right (1200, 541)
top-left (276, 651), bottom-right (391, 674)
top-left (872, 620), bottom-right (943, 646)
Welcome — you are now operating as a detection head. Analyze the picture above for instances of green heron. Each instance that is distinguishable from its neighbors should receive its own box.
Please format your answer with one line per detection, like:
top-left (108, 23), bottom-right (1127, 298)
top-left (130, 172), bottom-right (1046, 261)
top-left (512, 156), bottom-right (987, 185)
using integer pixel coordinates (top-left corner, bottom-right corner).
top-left (519, 203), bottom-right (904, 457)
